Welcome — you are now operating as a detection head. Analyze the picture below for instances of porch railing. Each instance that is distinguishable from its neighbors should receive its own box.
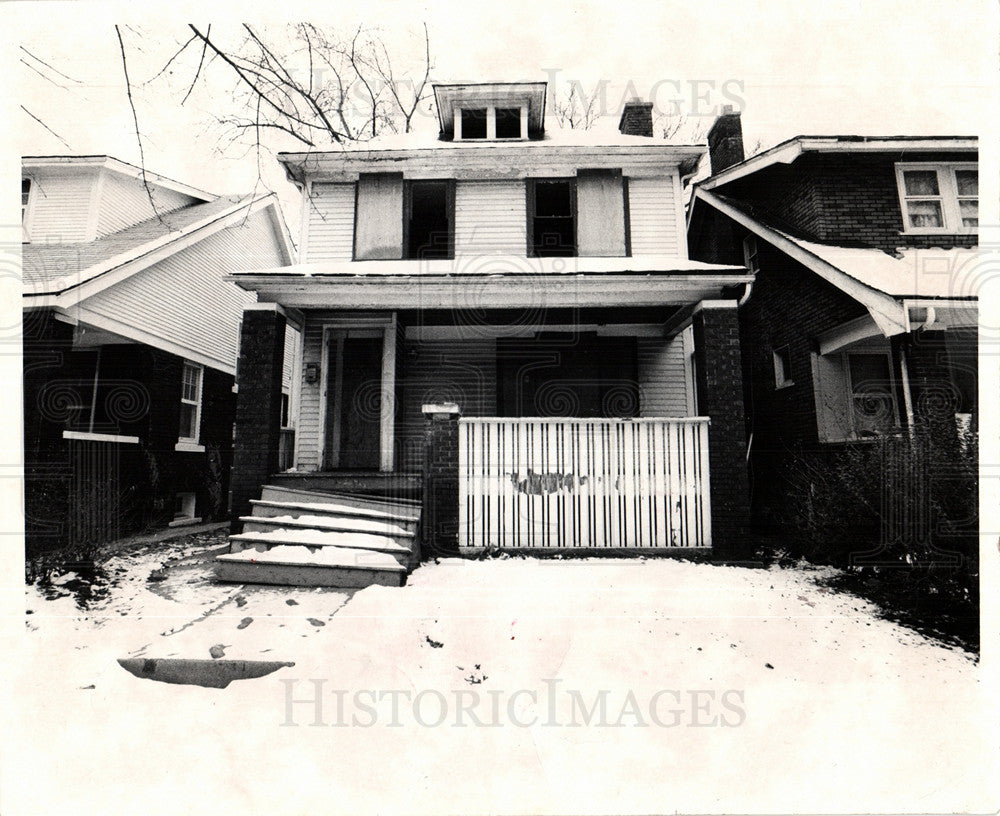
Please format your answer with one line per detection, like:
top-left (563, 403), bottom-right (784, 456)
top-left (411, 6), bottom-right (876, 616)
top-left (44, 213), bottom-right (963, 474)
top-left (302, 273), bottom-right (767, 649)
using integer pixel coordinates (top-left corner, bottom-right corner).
top-left (458, 417), bottom-right (711, 549)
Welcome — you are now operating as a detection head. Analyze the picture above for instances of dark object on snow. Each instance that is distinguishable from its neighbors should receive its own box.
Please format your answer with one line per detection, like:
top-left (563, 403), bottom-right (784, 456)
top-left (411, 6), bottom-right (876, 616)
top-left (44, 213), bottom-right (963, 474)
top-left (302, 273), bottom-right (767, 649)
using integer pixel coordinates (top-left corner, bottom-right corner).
top-left (235, 595), bottom-right (248, 607)
top-left (286, 599), bottom-right (299, 606)
top-left (237, 617), bottom-right (253, 630)
top-left (209, 644), bottom-right (226, 659)
top-left (765, 663), bottom-right (774, 669)
top-left (307, 618), bottom-right (325, 627)
top-left (118, 658), bottom-right (294, 689)
top-left (148, 569), bottom-right (168, 582)
top-left (425, 636), bottom-right (443, 648)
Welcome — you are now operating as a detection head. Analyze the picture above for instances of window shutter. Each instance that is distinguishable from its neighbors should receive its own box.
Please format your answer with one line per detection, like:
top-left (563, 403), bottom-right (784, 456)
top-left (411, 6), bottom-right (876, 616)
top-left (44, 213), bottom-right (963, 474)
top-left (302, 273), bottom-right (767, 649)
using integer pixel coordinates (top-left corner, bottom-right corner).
top-left (354, 173), bottom-right (404, 260)
top-left (810, 352), bottom-right (851, 442)
top-left (576, 169), bottom-right (626, 257)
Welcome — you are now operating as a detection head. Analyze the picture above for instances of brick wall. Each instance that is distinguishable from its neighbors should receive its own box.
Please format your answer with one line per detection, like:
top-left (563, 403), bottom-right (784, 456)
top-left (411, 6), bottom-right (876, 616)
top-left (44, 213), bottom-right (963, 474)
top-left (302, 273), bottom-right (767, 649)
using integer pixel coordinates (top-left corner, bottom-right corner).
top-left (691, 304), bottom-right (751, 559)
top-left (421, 404), bottom-right (461, 557)
top-left (722, 152), bottom-right (977, 252)
top-left (230, 308), bottom-right (287, 532)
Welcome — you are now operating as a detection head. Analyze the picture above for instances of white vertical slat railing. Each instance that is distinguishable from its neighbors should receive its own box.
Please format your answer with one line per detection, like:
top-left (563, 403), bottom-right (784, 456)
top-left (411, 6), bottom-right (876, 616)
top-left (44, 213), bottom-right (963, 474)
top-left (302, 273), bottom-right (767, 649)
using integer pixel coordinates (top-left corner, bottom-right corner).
top-left (458, 417), bottom-right (711, 549)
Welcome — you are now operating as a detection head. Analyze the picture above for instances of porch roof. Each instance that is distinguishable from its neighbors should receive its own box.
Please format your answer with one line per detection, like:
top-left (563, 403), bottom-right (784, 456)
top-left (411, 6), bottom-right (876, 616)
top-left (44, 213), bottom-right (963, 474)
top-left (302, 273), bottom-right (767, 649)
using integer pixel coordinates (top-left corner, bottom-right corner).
top-left (227, 256), bottom-right (751, 309)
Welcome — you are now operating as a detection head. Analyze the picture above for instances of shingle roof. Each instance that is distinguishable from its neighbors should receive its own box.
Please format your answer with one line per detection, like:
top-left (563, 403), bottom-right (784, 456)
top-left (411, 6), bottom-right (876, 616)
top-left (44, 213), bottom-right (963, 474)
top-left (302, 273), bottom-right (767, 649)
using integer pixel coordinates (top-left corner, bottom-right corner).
top-left (22, 195), bottom-right (253, 295)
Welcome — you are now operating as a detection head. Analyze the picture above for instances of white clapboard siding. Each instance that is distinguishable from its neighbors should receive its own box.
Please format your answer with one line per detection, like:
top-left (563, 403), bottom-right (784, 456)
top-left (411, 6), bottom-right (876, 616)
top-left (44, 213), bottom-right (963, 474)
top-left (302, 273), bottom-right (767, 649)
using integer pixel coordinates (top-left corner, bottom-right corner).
top-left (459, 417), bottom-right (711, 549)
top-left (455, 181), bottom-right (526, 255)
top-left (627, 176), bottom-right (680, 256)
top-left (638, 334), bottom-right (691, 417)
top-left (25, 169), bottom-right (97, 243)
top-left (304, 183), bottom-right (356, 263)
top-left (96, 172), bottom-right (197, 237)
top-left (80, 209), bottom-right (284, 372)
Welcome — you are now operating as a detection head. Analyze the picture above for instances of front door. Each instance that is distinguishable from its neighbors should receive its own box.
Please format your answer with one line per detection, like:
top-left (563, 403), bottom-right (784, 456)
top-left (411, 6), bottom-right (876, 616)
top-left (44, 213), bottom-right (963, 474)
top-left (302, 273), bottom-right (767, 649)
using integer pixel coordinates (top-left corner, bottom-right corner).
top-left (325, 331), bottom-right (383, 469)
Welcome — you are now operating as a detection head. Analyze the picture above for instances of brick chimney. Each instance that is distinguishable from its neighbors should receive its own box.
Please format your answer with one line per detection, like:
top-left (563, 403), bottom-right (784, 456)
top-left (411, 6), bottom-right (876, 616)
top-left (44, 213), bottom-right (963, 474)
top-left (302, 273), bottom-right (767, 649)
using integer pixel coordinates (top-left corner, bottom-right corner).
top-left (707, 106), bottom-right (744, 174)
top-left (618, 98), bottom-right (654, 138)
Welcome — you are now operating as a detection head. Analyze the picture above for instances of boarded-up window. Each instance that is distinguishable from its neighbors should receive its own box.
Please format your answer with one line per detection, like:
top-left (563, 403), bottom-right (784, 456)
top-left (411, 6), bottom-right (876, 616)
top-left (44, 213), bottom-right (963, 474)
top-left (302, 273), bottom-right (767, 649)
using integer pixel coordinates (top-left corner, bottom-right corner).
top-left (354, 173), bottom-right (403, 261)
top-left (576, 169), bottom-right (626, 257)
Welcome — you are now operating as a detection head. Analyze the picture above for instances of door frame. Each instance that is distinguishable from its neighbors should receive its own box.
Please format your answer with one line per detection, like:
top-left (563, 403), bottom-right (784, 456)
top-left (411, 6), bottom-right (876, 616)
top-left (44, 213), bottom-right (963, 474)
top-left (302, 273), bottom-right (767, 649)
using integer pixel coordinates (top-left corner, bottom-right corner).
top-left (318, 314), bottom-right (397, 472)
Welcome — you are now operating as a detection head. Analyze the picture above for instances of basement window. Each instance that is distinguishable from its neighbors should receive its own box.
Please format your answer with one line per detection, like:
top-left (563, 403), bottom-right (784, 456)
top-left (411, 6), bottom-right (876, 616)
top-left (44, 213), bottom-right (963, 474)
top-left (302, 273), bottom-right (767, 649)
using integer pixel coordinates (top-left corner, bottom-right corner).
top-left (895, 163), bottom-right (978, 234)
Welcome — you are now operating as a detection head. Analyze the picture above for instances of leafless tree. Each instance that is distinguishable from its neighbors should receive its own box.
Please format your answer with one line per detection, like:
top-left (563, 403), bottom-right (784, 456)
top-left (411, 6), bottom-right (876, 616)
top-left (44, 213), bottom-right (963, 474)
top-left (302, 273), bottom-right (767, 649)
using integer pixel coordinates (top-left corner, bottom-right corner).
top-left (552, 83), bottom-right (600, 130)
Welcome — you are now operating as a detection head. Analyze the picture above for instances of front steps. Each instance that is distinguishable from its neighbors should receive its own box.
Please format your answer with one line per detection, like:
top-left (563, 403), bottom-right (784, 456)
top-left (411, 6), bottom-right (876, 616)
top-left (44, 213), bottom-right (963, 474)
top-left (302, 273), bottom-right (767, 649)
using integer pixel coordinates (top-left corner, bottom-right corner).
top-left (215, 484), bottom-right (422, 588)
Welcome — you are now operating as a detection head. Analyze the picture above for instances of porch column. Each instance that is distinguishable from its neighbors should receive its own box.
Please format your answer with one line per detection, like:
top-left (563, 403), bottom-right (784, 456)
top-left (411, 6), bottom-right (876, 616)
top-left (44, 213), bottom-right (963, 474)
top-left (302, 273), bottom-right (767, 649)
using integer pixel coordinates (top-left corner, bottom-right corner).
top-left (692, 301), bottom-right (751, 561)
top-left (422, 403), bottom-right (462, 557)
top-left (230, 304), bottom-right (287, 534)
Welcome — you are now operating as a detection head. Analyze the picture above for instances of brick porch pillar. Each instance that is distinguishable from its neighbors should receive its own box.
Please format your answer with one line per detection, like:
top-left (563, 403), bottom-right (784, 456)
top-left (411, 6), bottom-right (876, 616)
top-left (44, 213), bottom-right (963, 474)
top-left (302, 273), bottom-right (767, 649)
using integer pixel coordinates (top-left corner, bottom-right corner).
top-left (230, 304), bottom-right (287, 533)
top-left (692, 301), bottom-right (752, 561)
top-left (422, 403), bottom-right (462, 558)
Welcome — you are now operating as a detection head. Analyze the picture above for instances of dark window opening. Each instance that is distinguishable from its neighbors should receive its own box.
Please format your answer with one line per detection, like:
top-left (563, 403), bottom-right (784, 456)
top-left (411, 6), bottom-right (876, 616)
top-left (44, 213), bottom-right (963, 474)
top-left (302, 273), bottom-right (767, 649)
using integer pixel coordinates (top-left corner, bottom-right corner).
top-left (495, 107), bottom-right (522, 139)
top-left (461, 108), bottom-right (487, 139)
top-left (406, 181), bottom-right (453, 260)
top-left (531, 179), bottom-right (576, 257)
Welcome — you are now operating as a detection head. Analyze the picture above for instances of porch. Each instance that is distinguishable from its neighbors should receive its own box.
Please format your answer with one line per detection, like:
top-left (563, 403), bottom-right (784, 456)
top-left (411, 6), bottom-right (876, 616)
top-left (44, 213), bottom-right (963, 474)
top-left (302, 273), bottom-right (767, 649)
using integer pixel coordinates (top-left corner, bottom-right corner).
top-left (227, 260), bottom-right (752, 561)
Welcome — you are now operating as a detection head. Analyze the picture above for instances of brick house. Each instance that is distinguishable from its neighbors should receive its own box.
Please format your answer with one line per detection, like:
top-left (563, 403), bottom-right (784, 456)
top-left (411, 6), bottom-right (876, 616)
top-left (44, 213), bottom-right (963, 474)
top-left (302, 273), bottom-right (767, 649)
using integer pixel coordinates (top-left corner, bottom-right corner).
top-left (21, 156), bottom-right (295, 556)
top-left (686, 115), bottom-right (978, 540)
top-left (219, 81), bottom-right (755, 588)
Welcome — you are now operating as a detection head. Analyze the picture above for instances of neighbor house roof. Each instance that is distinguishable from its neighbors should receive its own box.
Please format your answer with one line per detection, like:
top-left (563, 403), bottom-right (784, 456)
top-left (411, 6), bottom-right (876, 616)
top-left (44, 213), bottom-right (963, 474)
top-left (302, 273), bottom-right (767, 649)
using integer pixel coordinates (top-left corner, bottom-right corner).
top-left (22, 155), bottom-right (215, 201)
top-left (697, 135), bottom-right (977, 191)
top-left (691, 188), bottom-right (978, 336)
top-left (22, 193), bottom-right (295, 305)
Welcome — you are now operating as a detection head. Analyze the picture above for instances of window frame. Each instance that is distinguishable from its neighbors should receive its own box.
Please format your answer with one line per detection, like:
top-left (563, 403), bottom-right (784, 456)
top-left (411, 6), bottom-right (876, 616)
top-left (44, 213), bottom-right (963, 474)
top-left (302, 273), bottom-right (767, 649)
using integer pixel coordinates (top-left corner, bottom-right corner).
top-left (527, 177), bottom-right (578, 258)
top-left (844, 350), bottom-right (900, 438)
top-left (895, 162), bottom-right (978, 235)
top-left (178, 361), bottom-right (204, 446)
top-left (742, 234), bottom-right (760, 274)
top-left (402, 179), bottom-right (455, 260)
top-left (454, 104), bottom-right (528, 141)
top-left (21, 177), bottom-right (35, 242)
top-left (772, 345), bottom-right (793, 389)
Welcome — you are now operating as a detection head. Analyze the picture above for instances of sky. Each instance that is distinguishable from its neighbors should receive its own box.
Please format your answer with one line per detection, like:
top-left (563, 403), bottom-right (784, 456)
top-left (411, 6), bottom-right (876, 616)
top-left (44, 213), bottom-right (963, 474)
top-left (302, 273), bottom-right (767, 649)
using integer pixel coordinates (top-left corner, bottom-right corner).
top-left (3, 0), bottom-right (998, 241)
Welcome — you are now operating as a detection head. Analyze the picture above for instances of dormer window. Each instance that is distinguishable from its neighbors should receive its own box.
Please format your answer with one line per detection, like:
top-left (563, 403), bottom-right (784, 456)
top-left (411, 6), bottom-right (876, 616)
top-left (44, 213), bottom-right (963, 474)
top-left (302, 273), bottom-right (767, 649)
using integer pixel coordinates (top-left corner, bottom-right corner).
top-left (455, 105), bottom-right (528, 141)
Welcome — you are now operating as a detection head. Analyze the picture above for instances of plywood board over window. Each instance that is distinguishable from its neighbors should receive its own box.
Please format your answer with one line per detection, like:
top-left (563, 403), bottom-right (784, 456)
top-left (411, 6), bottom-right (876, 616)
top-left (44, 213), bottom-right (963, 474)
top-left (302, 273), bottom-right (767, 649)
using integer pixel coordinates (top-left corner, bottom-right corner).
top-left (576, 169), bottom-right (627, 257)
top-left (354, 173), bottom-right (404, 260)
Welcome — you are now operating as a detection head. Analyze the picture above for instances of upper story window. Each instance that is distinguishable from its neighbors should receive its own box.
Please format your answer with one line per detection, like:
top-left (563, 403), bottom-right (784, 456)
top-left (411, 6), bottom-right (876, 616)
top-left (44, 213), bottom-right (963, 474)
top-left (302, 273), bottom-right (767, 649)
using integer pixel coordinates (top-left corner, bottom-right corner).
top-left (455, 105), bottom-right (527, 141)
top-left (528, 179), bottom-right (576, 257)
top-left (405, 180), bottom-right (454, 259)
top-left (21, 178), bottom-right (32, 242)
top-left (895, 163), bottom-right (977, 234)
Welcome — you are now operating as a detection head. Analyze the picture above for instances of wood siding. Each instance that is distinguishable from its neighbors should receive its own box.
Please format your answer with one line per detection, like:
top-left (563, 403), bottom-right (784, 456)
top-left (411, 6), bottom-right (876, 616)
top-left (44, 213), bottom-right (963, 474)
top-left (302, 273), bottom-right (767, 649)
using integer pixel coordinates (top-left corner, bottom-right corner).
top-left (627, 175), bottom-right (680, 255)
top-left (24, 168), bottom-right (97, 243)
top-left (455, 181), bottom-right (527, 255)
top-left (304, 183), bottom-right (355, 262)
top-left (638, 334), bottom-right (692, 417)
top-left (80, 210), bottom-right (284, 372)
top-left (576, 170), bottom-right (626, 256)
top-left (96, 171), bottom-right (197, 237)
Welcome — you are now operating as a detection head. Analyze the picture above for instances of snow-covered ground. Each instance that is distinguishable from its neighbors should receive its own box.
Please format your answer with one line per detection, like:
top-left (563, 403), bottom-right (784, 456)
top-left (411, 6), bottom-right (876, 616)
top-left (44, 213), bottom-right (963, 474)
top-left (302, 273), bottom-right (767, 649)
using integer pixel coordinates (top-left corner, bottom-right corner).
top-left (3, 538), bottom-right (994, 815)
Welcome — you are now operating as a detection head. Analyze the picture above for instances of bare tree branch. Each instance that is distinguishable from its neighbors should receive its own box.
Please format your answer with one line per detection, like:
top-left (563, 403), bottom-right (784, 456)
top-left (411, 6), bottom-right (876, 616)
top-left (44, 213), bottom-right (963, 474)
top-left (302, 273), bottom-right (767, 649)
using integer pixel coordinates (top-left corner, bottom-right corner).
top-left (181, 24), bottom-right (211, 105)
top-left (21, 106), bottom-right (73, 150)
top-left (20, 46), bottom-right (83, 84)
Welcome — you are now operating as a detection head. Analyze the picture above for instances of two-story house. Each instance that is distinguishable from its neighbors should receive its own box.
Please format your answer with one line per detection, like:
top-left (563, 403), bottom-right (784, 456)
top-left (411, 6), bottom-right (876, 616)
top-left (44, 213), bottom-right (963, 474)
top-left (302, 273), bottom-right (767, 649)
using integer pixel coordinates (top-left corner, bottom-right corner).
top-left (219, 81), bottom-right (756, 588)
top-left (21, 155), bottom-right (296, 557)
top-left (686, 114), bottom-right (978, 544)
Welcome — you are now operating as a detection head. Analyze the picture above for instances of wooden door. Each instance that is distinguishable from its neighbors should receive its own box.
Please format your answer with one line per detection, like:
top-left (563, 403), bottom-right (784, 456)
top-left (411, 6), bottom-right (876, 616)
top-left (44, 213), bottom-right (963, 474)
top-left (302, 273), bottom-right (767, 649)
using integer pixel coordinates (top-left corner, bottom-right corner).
top-left (325, 333), bottom-right (383, 470)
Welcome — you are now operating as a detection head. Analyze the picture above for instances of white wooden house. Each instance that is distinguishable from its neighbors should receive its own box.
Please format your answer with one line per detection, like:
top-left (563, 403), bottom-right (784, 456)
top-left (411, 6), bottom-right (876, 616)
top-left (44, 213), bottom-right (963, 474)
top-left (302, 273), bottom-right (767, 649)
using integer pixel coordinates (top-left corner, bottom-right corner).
top-left (220, 82), bottom-right (753, 588)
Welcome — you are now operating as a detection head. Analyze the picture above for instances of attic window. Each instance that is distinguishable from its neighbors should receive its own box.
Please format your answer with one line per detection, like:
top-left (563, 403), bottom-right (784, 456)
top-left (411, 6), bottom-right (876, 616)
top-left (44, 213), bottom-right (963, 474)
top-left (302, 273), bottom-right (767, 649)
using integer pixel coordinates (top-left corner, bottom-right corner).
top-left (460, 108), bottom-right (487, 139)
top-left (895, 163), bottom-right (977, 234)
top-left (455, 105), bottom-right (527, 140)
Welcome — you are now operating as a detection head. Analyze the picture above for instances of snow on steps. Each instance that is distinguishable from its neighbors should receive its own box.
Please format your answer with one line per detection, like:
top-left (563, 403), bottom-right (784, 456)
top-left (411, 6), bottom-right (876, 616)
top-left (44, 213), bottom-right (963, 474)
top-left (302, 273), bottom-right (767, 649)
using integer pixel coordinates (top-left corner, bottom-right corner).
top-left (216, 545), bottom-right (406, 588)
top-left (215, 484), bottom-right (422, 588)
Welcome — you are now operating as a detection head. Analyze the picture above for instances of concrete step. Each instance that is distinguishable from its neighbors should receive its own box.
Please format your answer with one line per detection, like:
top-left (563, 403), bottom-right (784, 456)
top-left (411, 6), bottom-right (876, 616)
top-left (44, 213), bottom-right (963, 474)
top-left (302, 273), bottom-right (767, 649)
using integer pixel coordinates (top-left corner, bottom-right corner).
top-left (259, 485), bottom-right (421, 519)
top-left (215, 545), bottom-right (406, 588)
top-left (231, 526), bottom-right (412, 564)
top-left (247, 503), bottom-right (416, 538)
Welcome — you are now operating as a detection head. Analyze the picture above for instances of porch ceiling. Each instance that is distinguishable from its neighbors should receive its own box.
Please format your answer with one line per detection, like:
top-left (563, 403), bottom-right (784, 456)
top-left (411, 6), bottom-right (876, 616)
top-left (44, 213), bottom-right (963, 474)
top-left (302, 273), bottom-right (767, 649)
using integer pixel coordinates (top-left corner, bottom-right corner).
top-left (229, 257), bottom-right (751, 310)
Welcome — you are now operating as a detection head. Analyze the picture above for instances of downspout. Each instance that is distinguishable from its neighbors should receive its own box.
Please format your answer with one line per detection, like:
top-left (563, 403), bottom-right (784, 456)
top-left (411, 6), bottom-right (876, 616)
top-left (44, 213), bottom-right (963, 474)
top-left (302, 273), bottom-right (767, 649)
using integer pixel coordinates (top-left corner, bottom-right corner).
top-left (898, 343), bottom-right (916, 439)
top-left (738, 280), bottom-right (754, 307)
